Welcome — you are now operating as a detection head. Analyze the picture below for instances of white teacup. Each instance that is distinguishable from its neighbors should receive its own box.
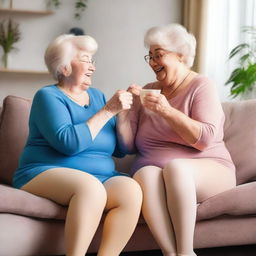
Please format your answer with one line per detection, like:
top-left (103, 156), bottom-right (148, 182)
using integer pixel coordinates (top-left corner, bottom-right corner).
top-left (140, 89), bottom-right (161, 103)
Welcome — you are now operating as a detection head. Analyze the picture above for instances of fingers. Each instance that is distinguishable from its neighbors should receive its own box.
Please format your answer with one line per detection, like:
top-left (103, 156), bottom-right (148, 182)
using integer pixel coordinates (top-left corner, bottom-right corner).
top-left (143, 93), bottom-right (161, 103)
top-left (142, 94), bottom-right (170, 113)
top-left (127, 83), bottom-right (142, 96)
top-left (105, 91), bottom-right (131, 115)
top-left (119, 91), bottom-right (133, 110)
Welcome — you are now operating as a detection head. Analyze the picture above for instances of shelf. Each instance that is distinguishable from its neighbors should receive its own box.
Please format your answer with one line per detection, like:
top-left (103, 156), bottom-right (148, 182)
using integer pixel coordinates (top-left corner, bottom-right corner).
top-left (0, 68), bottom-right (50, 75)
top-left (0, 8), bottom-right (54, 15)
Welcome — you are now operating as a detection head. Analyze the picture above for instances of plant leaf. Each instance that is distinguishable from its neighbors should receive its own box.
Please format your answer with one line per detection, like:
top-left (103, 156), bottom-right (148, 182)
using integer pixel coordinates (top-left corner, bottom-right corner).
top-left (228, 43), bottom-right (249, 60)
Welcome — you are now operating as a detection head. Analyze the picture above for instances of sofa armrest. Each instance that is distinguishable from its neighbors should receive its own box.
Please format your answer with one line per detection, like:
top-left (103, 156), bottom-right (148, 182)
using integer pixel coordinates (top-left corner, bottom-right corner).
top-left (0, 184), bottom-right (67, 219)
top-left (197, 182), bottom-right (256, 221)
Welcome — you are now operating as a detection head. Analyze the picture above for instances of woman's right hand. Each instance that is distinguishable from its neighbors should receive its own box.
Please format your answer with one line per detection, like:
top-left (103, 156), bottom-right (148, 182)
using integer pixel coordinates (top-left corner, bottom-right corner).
top-left (105, 90), bottom-right (133, 115)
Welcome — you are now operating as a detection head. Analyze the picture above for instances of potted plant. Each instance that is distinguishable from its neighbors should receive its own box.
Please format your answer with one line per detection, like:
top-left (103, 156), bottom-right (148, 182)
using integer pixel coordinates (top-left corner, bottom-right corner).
top-left (0, 19), bottom-right (21, 68)
top-left (46, 0), bottom-right (88, 19)
top-left (225, 26), bottom-right (256, 98)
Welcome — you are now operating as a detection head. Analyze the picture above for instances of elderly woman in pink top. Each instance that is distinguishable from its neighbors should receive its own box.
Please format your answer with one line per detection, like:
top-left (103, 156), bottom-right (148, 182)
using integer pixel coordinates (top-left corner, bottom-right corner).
top-left (117, 24), bottom-right (236, 256)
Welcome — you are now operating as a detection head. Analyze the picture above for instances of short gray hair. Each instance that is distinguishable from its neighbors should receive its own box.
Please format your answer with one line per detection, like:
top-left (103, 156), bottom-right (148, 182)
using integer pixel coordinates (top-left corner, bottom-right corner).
top-left (44, 34), bottom-right (98, 81)
top-left (144, 23), bottom-right (196, 68)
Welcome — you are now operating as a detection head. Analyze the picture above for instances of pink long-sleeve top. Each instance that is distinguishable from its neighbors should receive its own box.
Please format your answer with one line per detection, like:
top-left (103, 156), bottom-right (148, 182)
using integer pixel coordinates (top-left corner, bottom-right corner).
top-left (129, 75), bottom-right (235, 175)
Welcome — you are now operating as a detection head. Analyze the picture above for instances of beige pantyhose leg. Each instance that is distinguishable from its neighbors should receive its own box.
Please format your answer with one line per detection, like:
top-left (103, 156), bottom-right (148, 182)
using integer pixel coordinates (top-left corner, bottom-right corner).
top-left (163, 159), bottom-right (236, 256)
top-left (134, 166), bottom-right (177, 256)
top-left (98, 176), bottom-right (142, 256)
top-left (22, 168), bottom-right (107, 256)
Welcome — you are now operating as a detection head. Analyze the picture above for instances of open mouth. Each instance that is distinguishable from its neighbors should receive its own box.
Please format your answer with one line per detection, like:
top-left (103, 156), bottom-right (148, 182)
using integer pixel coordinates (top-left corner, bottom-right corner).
top-left (154, 67), bottom-right (164, 73)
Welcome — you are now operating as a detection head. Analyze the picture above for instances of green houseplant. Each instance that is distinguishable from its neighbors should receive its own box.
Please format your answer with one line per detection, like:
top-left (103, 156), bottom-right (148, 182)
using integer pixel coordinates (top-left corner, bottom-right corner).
top-left (46, 0), bottom-right (88, 19)
top-left (225, 26), bottom-right (256, 98)
top-left (0, 19), bottom-right (21, 68)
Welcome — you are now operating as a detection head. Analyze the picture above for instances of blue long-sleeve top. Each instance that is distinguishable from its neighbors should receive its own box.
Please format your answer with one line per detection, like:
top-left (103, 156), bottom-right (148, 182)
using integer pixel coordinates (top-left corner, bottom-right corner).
top-left (13, 85), bottom-right (126, 188)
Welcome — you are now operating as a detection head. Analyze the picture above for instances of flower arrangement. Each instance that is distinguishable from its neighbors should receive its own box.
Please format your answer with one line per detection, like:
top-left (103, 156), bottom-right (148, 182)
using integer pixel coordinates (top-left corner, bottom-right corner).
top-left (225, 26), bottom-right (256, 98)
top-left (0, 19), bottom-right (21, 68)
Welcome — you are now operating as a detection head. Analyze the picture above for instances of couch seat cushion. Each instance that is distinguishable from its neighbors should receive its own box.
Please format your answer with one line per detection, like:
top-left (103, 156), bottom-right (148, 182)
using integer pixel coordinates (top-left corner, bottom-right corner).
top-left (0, 184), bottom-right (67, 219)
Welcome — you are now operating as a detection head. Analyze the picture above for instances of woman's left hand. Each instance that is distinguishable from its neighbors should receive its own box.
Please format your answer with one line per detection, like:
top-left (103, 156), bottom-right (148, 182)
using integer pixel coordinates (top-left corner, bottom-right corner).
top-left (143, 93), bottom-right (172, 115)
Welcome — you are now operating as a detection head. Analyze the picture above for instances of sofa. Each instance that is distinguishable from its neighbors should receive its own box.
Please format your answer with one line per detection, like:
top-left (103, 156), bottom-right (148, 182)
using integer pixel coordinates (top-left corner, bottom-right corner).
top-left (1, 95), bottom-right (256, 256)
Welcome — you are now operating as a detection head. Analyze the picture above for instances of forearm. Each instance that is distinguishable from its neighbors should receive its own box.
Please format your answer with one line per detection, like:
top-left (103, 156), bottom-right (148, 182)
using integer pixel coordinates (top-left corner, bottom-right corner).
top-left (162, 107), bottom-right (201, 146)
top-left (116, 110), bottom-right (137, 153)
top-left (87, 107), bottom-right (114, 140)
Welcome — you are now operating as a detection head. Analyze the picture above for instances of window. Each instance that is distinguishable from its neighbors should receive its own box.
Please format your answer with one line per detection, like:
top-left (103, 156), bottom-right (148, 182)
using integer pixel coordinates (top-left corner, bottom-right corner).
top-left (202, 0), bottom-right (256, 101)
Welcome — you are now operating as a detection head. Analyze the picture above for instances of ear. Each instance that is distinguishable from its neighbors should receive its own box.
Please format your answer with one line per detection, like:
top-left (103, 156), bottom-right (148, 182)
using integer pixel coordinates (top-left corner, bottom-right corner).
top-left (62, 65), bottom-right (72, 77)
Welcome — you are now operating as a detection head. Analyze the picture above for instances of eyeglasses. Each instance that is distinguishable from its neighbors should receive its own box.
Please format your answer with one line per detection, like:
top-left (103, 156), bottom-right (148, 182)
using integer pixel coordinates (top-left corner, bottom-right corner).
top-left (80, 59), bottom-right (96, 65)
top-left (144, 50), bottom-right (172, 64)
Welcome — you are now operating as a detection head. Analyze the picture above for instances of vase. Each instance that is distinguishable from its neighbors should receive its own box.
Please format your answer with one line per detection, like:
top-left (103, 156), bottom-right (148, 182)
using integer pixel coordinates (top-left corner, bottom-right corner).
top-left (2, 52), bottom-right (8, 68)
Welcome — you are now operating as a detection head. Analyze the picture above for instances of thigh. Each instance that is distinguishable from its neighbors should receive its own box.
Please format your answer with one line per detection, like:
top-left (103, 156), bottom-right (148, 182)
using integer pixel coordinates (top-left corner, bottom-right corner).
top-left (103, 176), bottom-right (142, 211)
top-left (176, 159), bottom-right (236, 202)
top-left (21, 168), bottom-right (106, 206)
top-left (133, 165), bottom-right (164, 195)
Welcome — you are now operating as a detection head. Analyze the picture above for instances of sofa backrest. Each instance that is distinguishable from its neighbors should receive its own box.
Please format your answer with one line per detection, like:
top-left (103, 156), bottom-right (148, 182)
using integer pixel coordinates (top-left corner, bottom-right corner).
top-left (0, 95), bottom-right (256, 186)
top-left (0, 96), bottom-right (31, 185)
top-left (222, 99), bottom-right (256, 185)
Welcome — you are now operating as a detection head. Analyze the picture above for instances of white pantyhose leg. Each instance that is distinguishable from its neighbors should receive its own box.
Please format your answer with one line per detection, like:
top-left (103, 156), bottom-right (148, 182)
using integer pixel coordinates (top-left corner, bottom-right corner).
top-left (163, 159), bottom-right (236, 256)
top-left (98, 176), bottom-right (142, 256)
top-left (134, 166), bottom-right (177, 256)
top-left (21, 168), bottom-right (107, 256)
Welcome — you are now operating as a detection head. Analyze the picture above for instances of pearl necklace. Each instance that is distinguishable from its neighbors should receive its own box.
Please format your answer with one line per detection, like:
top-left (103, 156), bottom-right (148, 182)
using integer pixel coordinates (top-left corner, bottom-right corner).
top-left (162, 71), bottom-right (191, 99)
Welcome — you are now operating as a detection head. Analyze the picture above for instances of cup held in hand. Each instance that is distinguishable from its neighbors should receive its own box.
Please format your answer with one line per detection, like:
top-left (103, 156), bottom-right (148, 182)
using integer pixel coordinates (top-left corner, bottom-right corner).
top-left (140, 89), bottom-right (161, 103)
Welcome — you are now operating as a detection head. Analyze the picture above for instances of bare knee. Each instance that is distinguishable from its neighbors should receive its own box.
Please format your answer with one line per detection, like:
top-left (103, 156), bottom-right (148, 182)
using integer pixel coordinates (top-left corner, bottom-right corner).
top-left (72, 173), bottom-right (107, 207)
top-left (105, 177), bottom-right (142, 211)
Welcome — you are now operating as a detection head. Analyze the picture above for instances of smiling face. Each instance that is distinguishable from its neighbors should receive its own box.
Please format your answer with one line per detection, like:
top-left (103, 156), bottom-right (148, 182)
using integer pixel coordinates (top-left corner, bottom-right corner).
top-left (69, 51), bottom-right (96, 89)
top-left (148, 45), bottom-right (182, 86)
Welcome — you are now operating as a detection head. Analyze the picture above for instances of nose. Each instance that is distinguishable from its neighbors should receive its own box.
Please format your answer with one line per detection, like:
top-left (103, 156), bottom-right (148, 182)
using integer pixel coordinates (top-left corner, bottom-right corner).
top-left (89, 63), bottom-right (96, 71)
top-left (150, 59), bottom-right (158, 68)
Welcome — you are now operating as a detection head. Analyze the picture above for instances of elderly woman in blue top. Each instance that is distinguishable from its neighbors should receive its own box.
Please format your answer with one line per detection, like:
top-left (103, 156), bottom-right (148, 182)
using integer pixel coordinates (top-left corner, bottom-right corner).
top-left (13, 34), bottom-right (142, 256)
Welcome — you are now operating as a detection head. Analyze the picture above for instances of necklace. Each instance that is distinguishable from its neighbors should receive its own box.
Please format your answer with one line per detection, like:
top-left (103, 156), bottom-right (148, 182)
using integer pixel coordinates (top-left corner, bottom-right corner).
top-left (162, 71), bottom-right (191, 99)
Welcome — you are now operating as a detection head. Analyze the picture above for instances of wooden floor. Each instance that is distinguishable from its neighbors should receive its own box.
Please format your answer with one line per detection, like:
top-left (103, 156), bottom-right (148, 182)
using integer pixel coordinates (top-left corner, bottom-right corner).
top-left (87, 244), bottom-right (256, 256)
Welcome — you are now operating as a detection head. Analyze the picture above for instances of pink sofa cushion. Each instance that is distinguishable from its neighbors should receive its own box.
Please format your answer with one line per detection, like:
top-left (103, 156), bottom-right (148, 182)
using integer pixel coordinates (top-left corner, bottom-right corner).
top-left (222, 100), bottom-right (256, 185)
top-left (197, 182), bottom-right (256, 221)
top-left (0, 96), bottom-right (31, 185)
top-left (0, 184), bottom-right (66, 219)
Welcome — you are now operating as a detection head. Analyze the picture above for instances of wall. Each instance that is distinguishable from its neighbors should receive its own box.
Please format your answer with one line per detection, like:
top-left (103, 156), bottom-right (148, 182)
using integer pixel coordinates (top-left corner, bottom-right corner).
top-left (0, 0), bottom-right (182, 102)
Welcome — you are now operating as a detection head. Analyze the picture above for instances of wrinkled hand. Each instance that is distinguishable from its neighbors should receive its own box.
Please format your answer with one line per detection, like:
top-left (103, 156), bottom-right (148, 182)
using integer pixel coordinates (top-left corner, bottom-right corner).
top-left (143, 93), bottom-right (172, 115)
top-left (105, 90), bottom-right (133, 115)
top-left (127, 83), bottom-right (142, 96)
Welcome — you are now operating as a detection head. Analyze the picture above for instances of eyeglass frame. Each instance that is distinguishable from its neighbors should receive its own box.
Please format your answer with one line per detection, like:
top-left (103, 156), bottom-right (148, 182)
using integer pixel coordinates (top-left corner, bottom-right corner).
top-left (144, 49), bottom-right (173, 64)
top-left (80, 58), bottom-right (96, 65)
top-left (79, 54), bottom-right (96, 65)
